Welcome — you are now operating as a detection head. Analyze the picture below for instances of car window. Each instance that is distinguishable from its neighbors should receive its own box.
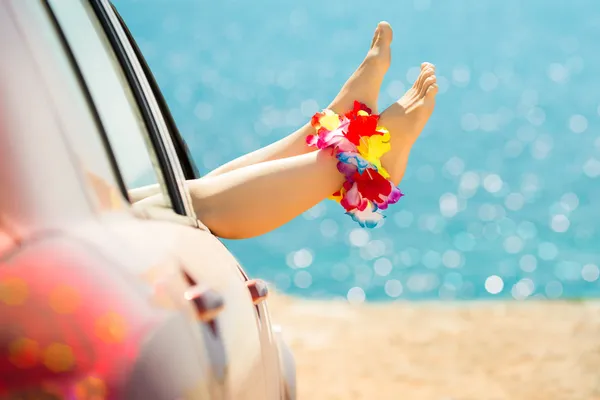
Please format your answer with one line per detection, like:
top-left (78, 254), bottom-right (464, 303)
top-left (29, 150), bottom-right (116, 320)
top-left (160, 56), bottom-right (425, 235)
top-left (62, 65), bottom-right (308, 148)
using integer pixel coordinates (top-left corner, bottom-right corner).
top-left (47, 0), bottom-right (172, 207)
top-left (15, 0), bottom-right (128, 211)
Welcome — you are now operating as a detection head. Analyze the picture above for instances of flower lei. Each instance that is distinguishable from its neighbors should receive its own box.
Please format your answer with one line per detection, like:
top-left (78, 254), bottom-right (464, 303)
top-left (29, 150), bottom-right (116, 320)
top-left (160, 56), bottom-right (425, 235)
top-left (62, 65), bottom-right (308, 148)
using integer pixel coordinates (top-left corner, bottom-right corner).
top-left (306, 101), bottom-right (403, 228)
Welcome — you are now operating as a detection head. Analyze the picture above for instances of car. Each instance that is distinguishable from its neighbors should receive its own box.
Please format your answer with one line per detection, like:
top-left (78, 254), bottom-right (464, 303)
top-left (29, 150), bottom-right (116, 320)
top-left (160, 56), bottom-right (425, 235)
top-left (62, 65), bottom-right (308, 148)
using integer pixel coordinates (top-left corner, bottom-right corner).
top-left (0, 0), bottom-right (296, 399)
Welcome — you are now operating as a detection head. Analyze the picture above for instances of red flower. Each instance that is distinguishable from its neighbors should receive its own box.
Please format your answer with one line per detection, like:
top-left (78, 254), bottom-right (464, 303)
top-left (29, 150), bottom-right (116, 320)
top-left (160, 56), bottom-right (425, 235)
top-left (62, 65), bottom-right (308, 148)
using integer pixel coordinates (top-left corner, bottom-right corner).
top-left (339, 168), bottom-right (393, 212)
top-left (310, 112), bottom-right (324, 128)
top-left (344, 101), bottom-right (372, 118)
top-left (345, 114), bottom-right (380, 145)
top-left (340, 101), bottom-right (380, 145)
top-left (353, 169), bottom-right (392, 202)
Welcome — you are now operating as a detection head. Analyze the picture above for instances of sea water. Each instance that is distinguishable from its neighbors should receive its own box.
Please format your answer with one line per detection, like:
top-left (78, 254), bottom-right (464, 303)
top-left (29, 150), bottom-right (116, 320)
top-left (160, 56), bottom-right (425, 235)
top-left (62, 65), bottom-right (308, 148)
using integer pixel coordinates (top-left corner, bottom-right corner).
top-left (115, 0), bottom-right (600, 301)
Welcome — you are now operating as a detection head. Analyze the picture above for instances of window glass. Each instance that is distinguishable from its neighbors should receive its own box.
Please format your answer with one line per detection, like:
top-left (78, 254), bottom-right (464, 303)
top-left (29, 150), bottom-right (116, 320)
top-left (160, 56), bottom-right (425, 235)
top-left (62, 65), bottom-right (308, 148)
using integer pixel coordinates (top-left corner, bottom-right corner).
top-left (48, 0), bottom-right (171, 206)
top-left (19, 0), bottom-right (124, 210)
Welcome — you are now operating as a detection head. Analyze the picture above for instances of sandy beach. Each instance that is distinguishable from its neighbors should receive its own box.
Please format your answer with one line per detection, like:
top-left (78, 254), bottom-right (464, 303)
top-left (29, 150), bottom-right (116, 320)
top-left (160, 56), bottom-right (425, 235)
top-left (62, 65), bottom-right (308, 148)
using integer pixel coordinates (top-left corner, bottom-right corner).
top-left (268, 293), bottom-right (600, 400)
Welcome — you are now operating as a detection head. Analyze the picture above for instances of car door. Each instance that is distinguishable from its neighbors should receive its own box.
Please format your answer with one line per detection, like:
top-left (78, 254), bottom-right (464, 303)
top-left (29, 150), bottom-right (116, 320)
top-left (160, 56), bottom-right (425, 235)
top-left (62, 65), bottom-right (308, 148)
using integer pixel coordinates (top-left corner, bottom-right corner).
top-left (45, 0), bottom-right (275, 398)
top-left (101, 4), bottom-right (287, 397)
top-left (107, 6), bottom-right (287, 399)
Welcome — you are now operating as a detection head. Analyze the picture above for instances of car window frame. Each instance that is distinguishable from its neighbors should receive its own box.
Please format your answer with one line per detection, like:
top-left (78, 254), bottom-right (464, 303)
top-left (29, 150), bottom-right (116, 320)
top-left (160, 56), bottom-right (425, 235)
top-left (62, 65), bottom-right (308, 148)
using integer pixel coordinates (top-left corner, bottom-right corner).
top-left (80, 0), bottom-right (197, 219)
top-left (86, 0), bottom-right (187, 215)
top-left (110, 3), bottom-right (201, 182)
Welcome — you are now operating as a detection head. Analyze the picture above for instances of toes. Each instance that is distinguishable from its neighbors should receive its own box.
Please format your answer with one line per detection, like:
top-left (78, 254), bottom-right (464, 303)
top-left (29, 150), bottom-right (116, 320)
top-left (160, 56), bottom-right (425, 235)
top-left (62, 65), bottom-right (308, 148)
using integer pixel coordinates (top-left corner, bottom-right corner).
top-left (426, 84), bottom-right (439, 99)
top-left (370, 27), bottom-right (379, 49)
top-left (374, 21), bottom-right (393, 46)
top-left (420, 76), bottom-right (437, 96)
top-left (366, 21), bottom-right (393, 69)
top-left (413, 66), bottom-right (435, 89)
top-left (370, 22), bottom-right (392, 50)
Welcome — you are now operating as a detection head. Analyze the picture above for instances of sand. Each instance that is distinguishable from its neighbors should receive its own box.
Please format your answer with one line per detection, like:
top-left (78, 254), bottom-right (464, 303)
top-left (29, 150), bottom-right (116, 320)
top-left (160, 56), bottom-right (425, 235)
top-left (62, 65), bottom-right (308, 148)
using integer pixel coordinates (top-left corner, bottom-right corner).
top-left (268, 293), bottom-right (600, 400)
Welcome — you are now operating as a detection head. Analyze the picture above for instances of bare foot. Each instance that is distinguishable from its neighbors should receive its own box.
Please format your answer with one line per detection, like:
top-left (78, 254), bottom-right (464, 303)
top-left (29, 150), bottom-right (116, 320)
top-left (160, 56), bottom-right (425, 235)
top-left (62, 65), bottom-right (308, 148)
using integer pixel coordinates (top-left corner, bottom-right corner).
top-left (327, 21), bottom-right (393, 114)
top-left (380, 63), bottom-right (438, 185)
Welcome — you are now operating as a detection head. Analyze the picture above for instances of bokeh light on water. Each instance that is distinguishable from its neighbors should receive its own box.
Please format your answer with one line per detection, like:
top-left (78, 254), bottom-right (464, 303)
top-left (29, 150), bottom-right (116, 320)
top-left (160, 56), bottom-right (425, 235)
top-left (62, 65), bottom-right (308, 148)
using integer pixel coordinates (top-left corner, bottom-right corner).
top-left (115, 0), bottom-right (600, 301)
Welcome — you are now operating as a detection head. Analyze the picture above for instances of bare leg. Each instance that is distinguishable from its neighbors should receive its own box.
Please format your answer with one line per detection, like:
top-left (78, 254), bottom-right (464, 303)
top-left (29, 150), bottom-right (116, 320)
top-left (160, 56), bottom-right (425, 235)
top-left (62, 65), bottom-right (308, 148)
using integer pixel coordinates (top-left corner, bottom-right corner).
top-left (128, 184), bottom-right (162, 203)
top-left (189, 150), bottom-right (344, 238)
top-left (188, 70), bottom-right (438, 239)
top-left (203, 22), bottom-right (393, 178)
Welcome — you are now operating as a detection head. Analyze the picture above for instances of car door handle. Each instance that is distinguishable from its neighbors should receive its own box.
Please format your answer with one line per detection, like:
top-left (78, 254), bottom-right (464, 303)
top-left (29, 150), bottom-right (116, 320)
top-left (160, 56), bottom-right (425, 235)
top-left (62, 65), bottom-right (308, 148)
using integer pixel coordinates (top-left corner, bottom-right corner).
top-left (246, 279), bottom-right (268, 305)
top-left (184, 286), bottom-right (225, 322)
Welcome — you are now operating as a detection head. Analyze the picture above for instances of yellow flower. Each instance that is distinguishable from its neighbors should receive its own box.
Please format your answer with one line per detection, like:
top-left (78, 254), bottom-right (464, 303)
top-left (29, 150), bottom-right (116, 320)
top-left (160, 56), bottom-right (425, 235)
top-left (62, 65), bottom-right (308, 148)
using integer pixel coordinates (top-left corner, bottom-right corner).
top-left (356, 127), bottom-right (392, 178)
top-left (317, 110), bottom-right (341, 131)
top-left (329, 188), bottom-right (345, 202)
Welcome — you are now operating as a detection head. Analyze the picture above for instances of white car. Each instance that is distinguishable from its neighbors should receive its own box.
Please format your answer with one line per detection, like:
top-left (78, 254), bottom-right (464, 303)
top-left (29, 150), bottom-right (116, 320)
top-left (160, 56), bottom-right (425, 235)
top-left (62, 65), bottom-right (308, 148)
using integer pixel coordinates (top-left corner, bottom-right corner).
top-left (0, 0), bottom-right (295, 399)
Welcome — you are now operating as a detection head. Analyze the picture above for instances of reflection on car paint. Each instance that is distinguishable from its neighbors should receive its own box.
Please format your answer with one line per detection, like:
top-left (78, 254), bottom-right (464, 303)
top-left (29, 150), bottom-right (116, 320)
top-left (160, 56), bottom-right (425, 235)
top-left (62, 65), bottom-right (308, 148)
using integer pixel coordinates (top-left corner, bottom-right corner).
top-left (84, 169), bottom-right (125, 211)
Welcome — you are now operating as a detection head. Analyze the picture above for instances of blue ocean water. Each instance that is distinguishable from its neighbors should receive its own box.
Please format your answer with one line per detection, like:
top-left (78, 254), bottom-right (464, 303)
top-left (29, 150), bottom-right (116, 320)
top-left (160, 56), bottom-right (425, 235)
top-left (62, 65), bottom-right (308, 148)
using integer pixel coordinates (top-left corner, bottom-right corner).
top-left (114, 0), bottom-right (600, 302)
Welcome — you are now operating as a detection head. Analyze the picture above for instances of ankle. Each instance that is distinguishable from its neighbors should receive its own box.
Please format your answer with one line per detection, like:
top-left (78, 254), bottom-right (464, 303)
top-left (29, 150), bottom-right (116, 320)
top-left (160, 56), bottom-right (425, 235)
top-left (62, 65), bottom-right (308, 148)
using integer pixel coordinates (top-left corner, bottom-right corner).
top-left (381, 142), bottom-right (414, 187)
top-left (380, 120), bottom-right (417, 186)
